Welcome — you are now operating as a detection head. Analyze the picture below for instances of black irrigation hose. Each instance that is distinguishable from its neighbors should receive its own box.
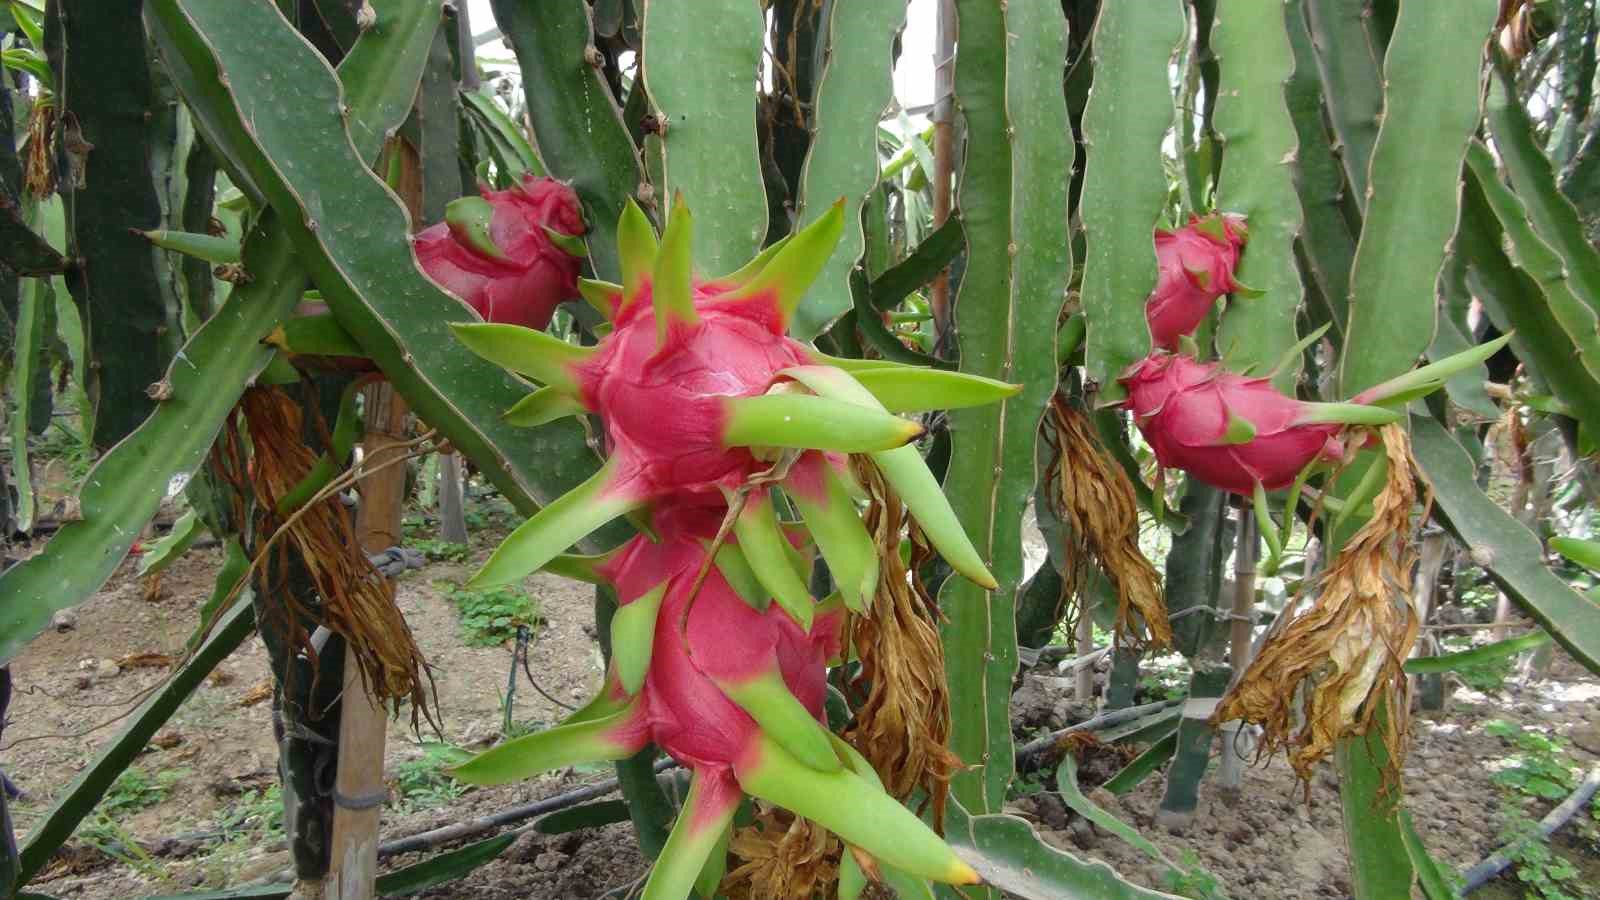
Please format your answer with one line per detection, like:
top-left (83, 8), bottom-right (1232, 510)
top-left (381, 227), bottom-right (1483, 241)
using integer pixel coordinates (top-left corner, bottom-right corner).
top-left (1460, 765), bottom-right (1600, 894)
top-left (84, 759), bottom-right (683, 868)
top-left (375, 757), bottom-right (678, 858)
top-left (513, 624), bottom-right (575, 713)
top-left (1013, 698), bottom-right (1185, 773)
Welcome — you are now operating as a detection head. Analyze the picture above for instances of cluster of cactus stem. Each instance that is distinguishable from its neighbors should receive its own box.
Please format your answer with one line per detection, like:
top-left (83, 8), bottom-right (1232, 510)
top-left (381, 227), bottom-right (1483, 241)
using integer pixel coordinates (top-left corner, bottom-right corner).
top-left (443, 194), bottom-right (1023, 898)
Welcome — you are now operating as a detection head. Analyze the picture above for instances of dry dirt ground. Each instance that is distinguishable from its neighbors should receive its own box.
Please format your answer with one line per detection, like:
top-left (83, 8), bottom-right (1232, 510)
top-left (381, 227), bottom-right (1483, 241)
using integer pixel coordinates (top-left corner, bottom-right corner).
top-left (1009, 658), bottom-right (1600, 899)
top-left (4, 518), bottom-right (1599, 899)
top-left (7, 517), bottom-right (649, 899)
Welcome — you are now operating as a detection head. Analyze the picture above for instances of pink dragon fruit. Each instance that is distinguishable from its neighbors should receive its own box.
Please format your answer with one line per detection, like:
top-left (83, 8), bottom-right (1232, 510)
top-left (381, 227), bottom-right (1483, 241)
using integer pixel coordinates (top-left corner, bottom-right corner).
top-left (451, 505), bottom-right (980, 895)
top-left (1117, 329), bottom-right (1517, 497)
top-left (414, 174), bottom-right (587, 330)
top-left (1145, 213), bottom-right (1249, 349)
top-left (572, 280), bottom-right (828, 502)
top-left (452, 195), bottom-right (1015, 600)
top-left (1120, 351), bottom-right (1382, 495)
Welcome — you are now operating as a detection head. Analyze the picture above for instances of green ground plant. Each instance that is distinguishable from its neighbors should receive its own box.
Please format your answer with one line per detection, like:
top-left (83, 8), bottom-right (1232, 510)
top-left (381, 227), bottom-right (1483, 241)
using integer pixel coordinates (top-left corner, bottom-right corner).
top-left (1499, 811), bottom-right (1585, 900)
top-left (409, 538), bottom-right (469, 563)
top-left (1483, 720), bottom-right (1593, 898)
top-left (71, 767), bottom-right (188, 882)
top-left (390, 744), bottom-right (471, 814)
top-left (437, 582), bottom-right (542, 647)
top-left (1486, 720), bottom-right (1579, 802)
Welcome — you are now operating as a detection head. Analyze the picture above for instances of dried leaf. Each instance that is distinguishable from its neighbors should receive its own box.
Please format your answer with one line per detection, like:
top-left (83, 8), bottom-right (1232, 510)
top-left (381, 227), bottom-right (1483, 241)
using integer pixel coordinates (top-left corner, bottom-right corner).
top-left (234, 386), bottom-right (430, 715)
top-left (114, 652), bottom-right (174, 670)
top-left (1046, 399), bottom-right (1171, 649)
top-left (236, 679), bottom-right (273, 707)
top-left (1213, 425), bottom-right (1426, 783)
top-left (723, 805), bottom-right (841, 900)
top-left (141, 571), bottom-right (165, 603)
top-left (844, 458), bottom-right (961, 827)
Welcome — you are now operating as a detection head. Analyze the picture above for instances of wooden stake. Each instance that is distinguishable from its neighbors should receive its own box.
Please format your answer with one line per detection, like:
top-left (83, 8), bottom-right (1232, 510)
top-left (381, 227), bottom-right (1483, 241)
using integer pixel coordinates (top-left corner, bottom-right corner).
top-left (1228, 513), bottom-right (1257, 672)
top-left (1072, 609), bottom-right (1094, 701)
top-left (325, 383), bottom-right (409, 900)
top-left (1410, 530), bottom-right (1449, 711)
top-left (437, 453), bottom-right (468, 544)
top-left (928, 0), bottom-right (956, 345)
top-left (1493, 413), bottom-right (1532, 639)
top-left (1219, 509), bottom-right (1257, 804)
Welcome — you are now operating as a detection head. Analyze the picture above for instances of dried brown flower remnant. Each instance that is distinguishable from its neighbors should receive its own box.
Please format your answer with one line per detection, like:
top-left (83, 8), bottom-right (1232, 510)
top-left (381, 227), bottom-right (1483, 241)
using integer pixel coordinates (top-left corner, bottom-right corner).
top-left (722, 806), bottom-right (841, 900)
top-left (844, 457), bottom-right (962, 828)
top-left (1045, 397), bottom-right (1171, 649)
top-left (1212, 424), bottom-right (1424, 782)
top-left (23, 101), bottom-right (55, 197)
top-left (235, 386), bottom-right (429, 714)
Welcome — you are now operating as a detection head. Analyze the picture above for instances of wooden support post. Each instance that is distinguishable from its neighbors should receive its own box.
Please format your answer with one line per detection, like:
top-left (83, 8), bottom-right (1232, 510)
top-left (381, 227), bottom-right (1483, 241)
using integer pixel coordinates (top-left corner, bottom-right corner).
top-left (326, 383), bottom-right (409, 900)
top-left (1218, 509), bottom-right (1257, 804)
top-left (1493, 416), bottom-right (1532, 639)
top-left (928, 0), bottom-right (956, 345)
top-left (1228, 513), bottom-right (1257, 672)
top-left (1410, 530), bottom-right (1449, 711)
top-left (437, 452), bottom-right (468, 544)
top-left (1072, 608), bottom-right (1095, 702)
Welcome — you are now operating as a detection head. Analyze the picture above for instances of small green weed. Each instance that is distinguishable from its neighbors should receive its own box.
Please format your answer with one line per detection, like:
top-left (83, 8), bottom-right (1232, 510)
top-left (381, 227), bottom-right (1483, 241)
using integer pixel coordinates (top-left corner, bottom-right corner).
top-left (1482, 721), bottom-right (1593, 899)
top-left (1500, 812), bottom-right (1583, 900)
top-left (97, 766), bottom-right (186, 817)
top-left (1139, 663), bottom-right (1189, 702)
top-left (33, 419), bottom-right (97, 488)
top-left (463, 495), bottom-right (518, 531)
top-left (79, 815), bottom-right (167, 883)
top-left (215, 784), bottom-right (284, 840)
top-left (1006, 769), bottom-right (1050, 799)
top-left (438, 582), bottom-right (542, 646)
top-left (190, 785), bottom-right (286, 888)
top-left (391, 743), bottom-right (472, 813)
top-left (1165, 850), bottom-right (1226, 900)
top-left (1485, 720), bottom-right (1577, 801)
top-left (411, 539), bottom-right (470, 563)
top-left (72, 766), bottom-right (188, 881)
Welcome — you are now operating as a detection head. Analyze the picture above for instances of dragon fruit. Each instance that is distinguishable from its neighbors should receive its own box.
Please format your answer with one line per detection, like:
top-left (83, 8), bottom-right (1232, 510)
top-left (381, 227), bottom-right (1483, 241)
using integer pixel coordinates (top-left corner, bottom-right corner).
top-left (451, 506), bottom-right (980, 896)
top-left (1119, 352), bottom-right (1391, 495)
top-left (1145, 213), bottom-right (1249, 349)
top-left (1118, 329), bottom-right (1518, 496)
top-left (451, 195), bottom-right (1019, 601)
top-left (413, 174), bottom-right (587, 330)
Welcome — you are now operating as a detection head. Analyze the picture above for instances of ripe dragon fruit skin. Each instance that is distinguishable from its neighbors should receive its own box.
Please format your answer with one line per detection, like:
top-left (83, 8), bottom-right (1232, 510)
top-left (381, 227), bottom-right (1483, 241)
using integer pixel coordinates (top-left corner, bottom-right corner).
top-left (1145, 213), bottom-right (1248, 350)
top-left (573, 283), bottom-right (816, 503)
top-left (413, 174), bottom-right (585, 330)
top-left (1120, 352), bottom-right (1345, 495)
top-left (596, 505), bottom-right (839, 773)
top-left (1118, 332), bottom-right (1515, 498)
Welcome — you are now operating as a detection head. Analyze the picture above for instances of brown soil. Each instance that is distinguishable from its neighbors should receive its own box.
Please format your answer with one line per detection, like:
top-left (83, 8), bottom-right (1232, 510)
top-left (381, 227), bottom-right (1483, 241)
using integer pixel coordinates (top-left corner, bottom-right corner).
top-left (5, 514), bottom-right (1599, 899)
top-left (5, 515), bottom-right (648, 899)
top-left (1010, 661), bottom-right (1600, 899)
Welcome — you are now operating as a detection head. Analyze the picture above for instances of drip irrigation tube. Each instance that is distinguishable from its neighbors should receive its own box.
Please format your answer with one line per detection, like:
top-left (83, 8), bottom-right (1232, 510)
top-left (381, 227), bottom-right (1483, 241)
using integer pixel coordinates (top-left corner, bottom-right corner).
top-left (1459, 765), bottom-right (1600, 894)
top-left (1013, 698), bottom-right (1184, 772)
